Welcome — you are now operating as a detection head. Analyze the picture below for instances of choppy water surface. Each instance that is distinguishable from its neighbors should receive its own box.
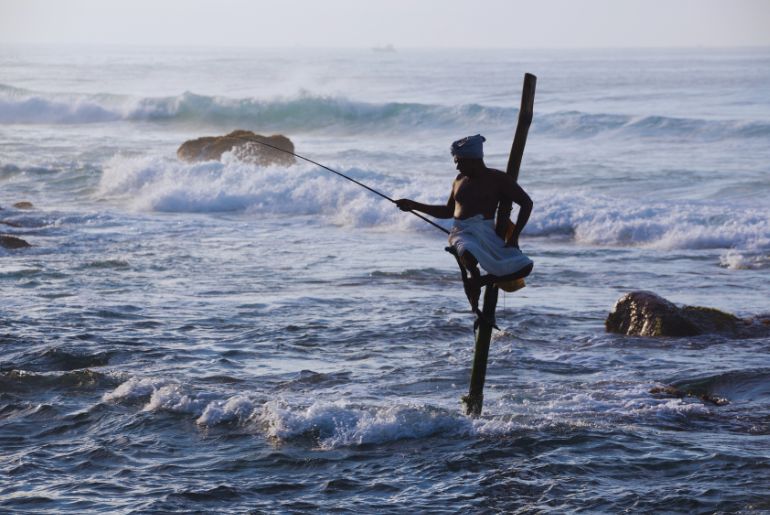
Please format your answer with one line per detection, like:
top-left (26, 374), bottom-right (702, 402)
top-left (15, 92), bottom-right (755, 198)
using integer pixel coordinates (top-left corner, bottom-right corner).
top-left (1, 46), bottom-right (770, 513)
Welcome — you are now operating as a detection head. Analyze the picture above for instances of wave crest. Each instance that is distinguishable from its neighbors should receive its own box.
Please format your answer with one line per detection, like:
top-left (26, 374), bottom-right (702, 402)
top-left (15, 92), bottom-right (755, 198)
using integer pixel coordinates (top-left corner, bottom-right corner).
top-left (0, 84), bottom-right (510, 130)
top-left (2, 84), bottom-right (768, 140)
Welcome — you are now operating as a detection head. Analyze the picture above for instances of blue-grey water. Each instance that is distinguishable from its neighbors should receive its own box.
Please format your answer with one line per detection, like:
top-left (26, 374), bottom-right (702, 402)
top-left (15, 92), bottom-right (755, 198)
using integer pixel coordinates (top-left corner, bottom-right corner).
top-left (1, 46), bottom-right (770, 513)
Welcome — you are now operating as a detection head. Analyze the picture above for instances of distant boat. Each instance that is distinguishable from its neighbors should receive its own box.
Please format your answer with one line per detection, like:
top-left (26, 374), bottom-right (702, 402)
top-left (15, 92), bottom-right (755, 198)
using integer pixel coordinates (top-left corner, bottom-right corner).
top-left (371, 44), bottom-right (396, 53)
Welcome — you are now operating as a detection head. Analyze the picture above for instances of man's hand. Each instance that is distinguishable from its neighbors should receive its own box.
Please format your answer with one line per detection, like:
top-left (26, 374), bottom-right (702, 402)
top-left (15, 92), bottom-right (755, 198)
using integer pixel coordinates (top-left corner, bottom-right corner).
top-left (395, 199), bottom-right (417, 212)
top-left (395, 198), bottom-right (454, 219)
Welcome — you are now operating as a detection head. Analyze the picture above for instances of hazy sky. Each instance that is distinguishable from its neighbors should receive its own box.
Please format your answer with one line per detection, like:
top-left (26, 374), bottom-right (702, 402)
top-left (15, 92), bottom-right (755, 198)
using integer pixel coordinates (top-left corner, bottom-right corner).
top-left (1, 0), bottom-right (769, 49)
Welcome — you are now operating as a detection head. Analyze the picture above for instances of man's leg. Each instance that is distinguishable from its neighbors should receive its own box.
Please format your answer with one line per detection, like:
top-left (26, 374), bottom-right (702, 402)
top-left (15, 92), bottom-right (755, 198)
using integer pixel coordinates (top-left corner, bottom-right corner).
top-left (460, 251), bottom-right (481, 280)
top-left (459, 250), bottom-right (482, 311)
top-left (462, 252), bottom-right (534, 289)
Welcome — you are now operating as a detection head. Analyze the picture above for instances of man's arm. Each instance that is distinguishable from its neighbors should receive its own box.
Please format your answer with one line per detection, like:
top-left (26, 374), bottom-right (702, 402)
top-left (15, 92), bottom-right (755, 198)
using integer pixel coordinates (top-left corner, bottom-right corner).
top-left (501, 175), bottom-right (533, 247)
top-left (396, 186), bottom-right (455, 219)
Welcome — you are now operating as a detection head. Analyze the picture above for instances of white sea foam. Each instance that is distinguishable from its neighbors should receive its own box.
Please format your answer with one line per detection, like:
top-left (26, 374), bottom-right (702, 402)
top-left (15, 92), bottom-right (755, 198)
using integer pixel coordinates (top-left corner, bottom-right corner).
top-left (102, 376), bottom-right (716, 447)
top-left (197, 395), bottom-right (255, 426)
top-left (102, 376), bottom-right (169, 402)
top-left (259, 399), bottom-right (473, 449)
top-left (96, 154), bottom-right (770, 257)
top-left (510, 382), bottom-right (713, 429)
top-left (142, 384), bottom-right (207, 414)
top-left (103, 377), bottom-right (260, 425)
top-left (719, 249), bottom-right (770, 270)
top-left (627, 397), bottom-right (711, 417)
top-left (96, 153), bottom-right (442, 232)
top-left (257, 386), bottom-right (709, 448)
top-left (531, 190), bottom-right (770, 254)
top-left (105, 381), bottom-right (481, 446)
top-left (104, 376), bottom-right (475, 444)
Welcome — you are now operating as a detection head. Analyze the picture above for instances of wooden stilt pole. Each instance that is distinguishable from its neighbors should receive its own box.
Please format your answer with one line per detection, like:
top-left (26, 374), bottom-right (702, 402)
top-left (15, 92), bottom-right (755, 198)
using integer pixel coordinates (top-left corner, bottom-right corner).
top-left (462, 73), bottom-right (537, 418)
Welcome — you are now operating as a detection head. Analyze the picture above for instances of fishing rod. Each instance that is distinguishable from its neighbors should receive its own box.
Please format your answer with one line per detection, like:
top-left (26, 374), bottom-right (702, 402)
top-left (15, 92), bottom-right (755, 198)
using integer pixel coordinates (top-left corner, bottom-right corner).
top-left (237, 138), bottom-right (451, 235)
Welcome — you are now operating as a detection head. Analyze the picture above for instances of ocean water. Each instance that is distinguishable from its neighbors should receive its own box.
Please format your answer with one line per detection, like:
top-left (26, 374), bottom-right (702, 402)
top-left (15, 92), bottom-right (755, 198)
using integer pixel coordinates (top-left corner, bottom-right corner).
top-left (1, 46), bottom-right (770, 513)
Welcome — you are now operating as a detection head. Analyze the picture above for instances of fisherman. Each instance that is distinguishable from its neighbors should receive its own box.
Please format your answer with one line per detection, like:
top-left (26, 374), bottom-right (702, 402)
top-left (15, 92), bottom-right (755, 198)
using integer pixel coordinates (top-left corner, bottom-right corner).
top-left (396, 134), bottom-right (533, 312)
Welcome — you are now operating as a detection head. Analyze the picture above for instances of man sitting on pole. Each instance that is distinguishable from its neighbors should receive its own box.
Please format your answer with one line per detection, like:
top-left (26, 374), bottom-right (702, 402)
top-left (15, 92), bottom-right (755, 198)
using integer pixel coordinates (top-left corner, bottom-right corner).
top-left (396, 134), bottom-right (534, 312)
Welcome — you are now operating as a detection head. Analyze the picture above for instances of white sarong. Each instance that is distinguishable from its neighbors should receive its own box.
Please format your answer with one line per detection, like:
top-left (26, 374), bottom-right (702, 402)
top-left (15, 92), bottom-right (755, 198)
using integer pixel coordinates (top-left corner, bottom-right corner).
top-left (448, 215), bottom-right (533, 277)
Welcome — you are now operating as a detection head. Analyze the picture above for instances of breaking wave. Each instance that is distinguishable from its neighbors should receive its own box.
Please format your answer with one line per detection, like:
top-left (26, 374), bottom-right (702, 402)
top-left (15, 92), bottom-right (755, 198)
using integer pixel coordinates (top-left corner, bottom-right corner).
top-left (101, 373), bottom-right (729, 449)
top-left (530, 191), bottom-right (770, 253)
top-left (2, 84), bottom-right (769, 140)
top-left (96, 154), bottom-right (770, 264)
top-left (101, 375), bottom-right (475, 448)
top-left (96, 153), bottom-right (448, 232)
top-left (260, 400), bottom-right (473, 449)
top-left (0, 84), bottom-right (509, 131)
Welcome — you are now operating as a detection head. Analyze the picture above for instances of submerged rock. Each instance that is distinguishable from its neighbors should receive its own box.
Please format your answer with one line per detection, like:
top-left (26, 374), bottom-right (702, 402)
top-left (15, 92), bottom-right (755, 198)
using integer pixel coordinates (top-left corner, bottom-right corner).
top-left (650, 385), bottom-right (729, 406)
top-left (12, 201), bottom-right (34, 209)
top-left (0, 235), bottom-right (31, 249)
top-left (177, 130), bottom-right (295, 166)
top-left (606, 290), bottom-right (769, 338)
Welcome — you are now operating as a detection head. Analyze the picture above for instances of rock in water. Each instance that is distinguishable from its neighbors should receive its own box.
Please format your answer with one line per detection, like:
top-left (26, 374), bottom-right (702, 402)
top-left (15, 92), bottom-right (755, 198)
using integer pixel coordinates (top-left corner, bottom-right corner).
top-left (605, 290), bottom-right (743, 337)
top-left (12, 201), bottom-right (34, 209)
top-left (649, 385), bottom-right (729, 406)
top-left (1, 235), bottom-right (31, 249)
top-left (177, 130), bottom-right (296, 166)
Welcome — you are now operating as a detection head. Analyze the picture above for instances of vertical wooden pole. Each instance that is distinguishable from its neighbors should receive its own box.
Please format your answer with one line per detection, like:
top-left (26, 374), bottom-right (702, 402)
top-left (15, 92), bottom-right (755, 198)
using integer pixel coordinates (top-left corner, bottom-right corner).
top-left (497, 73), bottom-right (537, 235)
top-left (462, 285), bottom-right (499, 417)
top-left (462, 73), bottom-right (537, 418)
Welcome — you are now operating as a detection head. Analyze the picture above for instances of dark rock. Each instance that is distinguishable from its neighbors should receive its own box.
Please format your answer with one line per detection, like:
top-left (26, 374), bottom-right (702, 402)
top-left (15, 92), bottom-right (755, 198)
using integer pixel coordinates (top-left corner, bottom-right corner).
top-left (12, 201), bottom-right (34, 209)
top-left (650, 385), bottom-right (729, 406)
top-left (606, 291), bottom-right (703, 337)
top-left (177, 130), bottom-right (295, 166)
top-left (1, 220), bottom-right (22, 228)
top-left (0, 235), bottom-right (31, 249)
top-left (606, 290), bottom-right (767, 338)
top-left (680, 305), bottom-right (742, 335)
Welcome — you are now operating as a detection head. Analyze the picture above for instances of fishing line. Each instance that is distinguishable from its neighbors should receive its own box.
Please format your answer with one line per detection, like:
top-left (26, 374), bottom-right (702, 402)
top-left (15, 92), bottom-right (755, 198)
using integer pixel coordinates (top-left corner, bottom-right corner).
top-left (238, 138), bottom-right (450, 235)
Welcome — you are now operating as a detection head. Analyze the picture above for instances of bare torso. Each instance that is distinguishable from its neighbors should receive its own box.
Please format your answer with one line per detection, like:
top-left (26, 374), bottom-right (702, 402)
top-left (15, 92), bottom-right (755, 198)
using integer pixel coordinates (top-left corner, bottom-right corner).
top-left (452, 168), bottom-right (508, 220)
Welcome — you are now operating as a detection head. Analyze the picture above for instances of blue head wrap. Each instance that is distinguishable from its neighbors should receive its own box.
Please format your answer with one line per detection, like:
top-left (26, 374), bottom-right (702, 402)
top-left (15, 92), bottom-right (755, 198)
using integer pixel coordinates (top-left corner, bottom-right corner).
top-left (450, 134), bottom-right (486, 159)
